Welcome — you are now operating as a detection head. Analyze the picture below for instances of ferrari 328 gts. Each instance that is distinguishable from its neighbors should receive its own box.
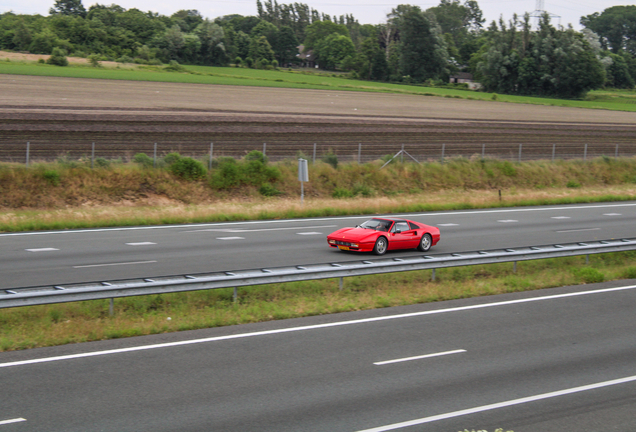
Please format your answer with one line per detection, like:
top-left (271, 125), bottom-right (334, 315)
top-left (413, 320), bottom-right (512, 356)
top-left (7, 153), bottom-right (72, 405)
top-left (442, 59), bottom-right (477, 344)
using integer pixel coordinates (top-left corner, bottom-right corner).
top-left (327, 217), bottom-right (440, 255)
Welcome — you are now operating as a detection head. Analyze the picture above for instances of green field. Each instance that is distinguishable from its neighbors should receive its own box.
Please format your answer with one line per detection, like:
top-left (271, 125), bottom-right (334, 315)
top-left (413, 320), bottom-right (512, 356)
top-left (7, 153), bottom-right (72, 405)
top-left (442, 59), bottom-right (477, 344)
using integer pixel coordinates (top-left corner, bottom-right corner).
top-left (2, 59), bottom-right (636, 112)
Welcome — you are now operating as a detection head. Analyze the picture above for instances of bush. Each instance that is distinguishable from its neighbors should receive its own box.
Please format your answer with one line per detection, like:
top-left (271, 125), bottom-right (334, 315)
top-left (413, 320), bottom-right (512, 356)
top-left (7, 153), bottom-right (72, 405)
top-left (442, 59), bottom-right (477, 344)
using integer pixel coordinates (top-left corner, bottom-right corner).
top-left (42, 170), bottom-right (60, 186)
top-left (164, 60), bottom-right (185, 72)
top-left (94, 157), bottom-right (110, 168)
top-left (573, 267), bottom-right (605, 284)
top-left (163, 152), bottom-right (181, 165)
top-left (46, 47), bottom-right (68, 66)
top-left (244, 150), bottom-right (268, 165)
top-left (566, 180), bottom-right (581, 188)
top-left (87, 54), bottom-right (101, 67)
top-left (622, 267), bottom-right (636, 279)
top-left (210, 158), bottom-right (241, 189)
top-left (332, 187), bottom-right (353, 198)
top-left (170, 157), bottom-right (206, 180)
top-left (133, 153), bottom-right (154, 168)
top-left (322, 151), bottom-right (338, 169)
top-left (259, 183), bottom-right (283, 196)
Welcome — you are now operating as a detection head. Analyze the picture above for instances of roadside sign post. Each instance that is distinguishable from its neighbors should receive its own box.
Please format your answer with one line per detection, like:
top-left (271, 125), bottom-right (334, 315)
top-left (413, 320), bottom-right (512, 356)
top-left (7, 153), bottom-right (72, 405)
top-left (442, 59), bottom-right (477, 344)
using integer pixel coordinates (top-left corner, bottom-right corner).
top-left (298, 158), bottom-right (309, 204)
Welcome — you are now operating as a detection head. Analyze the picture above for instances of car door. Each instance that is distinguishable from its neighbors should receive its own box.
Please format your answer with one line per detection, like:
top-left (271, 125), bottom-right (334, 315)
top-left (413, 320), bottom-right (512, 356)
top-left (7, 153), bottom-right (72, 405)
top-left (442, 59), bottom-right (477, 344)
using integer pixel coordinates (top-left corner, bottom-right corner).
top-left (389, 221), bottom-right (416, 250)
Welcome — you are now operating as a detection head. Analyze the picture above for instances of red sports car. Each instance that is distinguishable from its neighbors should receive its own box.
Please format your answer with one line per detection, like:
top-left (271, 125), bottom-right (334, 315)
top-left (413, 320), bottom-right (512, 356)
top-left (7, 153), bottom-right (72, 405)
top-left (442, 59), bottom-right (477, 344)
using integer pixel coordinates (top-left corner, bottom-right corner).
top-left (327, 217), bottom-right (440, 255)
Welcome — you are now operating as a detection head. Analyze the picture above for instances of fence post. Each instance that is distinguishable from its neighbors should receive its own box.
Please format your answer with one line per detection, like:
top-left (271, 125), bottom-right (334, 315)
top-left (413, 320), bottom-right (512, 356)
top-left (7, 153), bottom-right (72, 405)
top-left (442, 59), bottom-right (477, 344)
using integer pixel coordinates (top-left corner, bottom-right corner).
top-left (615, 144), bottom-right (619, 158)
top-left (153, 143), bottom-right (157, 168)
top-left (358, 143), bottom-right (361, 163)
top-left (552, 143), bottom-right (556, 162)
top-left (313, 143), bottom-right (316, 163)
top-left (584, 143), bottom-right (588, 161)
top-left (91, 142), bottom-right (95, 169)
top-left (441, 144), bottom-right (445, 164)
top-left (518, 143), bottom-right (522, 162)
top-left (209, 142), bottom-right (213, 170)
top-left (401, 144), bottom-right (404, 163)
top-left (25, 142), bottom-right (30, 168)
top-left (482, 143), bottom-right (485, 159)
top-left (263, 142), bottom-right (266, 157)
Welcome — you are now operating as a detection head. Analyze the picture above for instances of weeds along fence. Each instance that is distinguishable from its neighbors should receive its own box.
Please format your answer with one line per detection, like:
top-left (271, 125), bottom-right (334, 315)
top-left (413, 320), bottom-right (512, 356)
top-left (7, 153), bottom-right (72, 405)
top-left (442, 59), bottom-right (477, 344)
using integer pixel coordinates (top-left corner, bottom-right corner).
top-left (3, 141), bottom-right (636, 166)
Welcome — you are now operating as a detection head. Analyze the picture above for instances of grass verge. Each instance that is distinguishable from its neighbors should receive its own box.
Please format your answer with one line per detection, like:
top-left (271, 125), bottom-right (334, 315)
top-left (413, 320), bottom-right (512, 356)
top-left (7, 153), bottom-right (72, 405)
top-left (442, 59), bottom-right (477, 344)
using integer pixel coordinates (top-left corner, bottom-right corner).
top-left (2, 252), bottom-right (635, 351)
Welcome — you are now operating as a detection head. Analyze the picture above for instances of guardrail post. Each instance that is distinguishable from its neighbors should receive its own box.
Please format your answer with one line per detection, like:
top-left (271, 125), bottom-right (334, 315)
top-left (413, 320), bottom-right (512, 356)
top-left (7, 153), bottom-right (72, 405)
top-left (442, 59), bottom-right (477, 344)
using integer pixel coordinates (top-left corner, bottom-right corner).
top-left (513, 261), bottom-right (517, 273)
top-left (233, 287), bottom-right (238, 303)
top-left (431, 268), bottom-right (436, 281)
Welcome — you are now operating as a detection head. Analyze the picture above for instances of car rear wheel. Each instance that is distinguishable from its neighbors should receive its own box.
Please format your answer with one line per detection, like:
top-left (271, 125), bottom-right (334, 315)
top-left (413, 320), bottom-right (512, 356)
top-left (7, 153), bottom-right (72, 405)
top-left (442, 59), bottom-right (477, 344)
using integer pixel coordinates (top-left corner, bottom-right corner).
top-left (373, 237), bottom-right (388, 255)
top-left (417, 233), bottom-right (432, 252)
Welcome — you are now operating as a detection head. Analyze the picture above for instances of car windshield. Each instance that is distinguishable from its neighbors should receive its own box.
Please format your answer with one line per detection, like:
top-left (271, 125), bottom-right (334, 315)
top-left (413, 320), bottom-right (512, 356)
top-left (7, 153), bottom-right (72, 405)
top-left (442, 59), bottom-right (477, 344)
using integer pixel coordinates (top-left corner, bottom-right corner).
top-left (359, 219), bottom-right (392, 232)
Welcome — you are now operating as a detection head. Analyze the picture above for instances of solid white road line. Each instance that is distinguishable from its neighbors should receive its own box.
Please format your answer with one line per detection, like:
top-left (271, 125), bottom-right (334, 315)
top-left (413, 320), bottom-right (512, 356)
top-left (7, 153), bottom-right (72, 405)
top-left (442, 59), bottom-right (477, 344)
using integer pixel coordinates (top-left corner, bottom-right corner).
top-left (2, 284), bottom-right (635, 369)
top-left (0, 418), bottom-right (26, 425)
top-left (25, 248), bottom-right (59, 252)
top-left (374, 350), bottom-right (466, 365)
top-left (125, 242), bottom-right (156, 246)
top-left (355, 375), bottom-right (636, 432)
top-left (0, 203), bottom-right (634, 237)
top-left (184, 225), bottom-right (337, 233)
top-left (297, 232), bottom-right (323, 235)
top-left (603, 213), bottom-right (622, 216)
top-left (497, 220), bottom-right (518, 223)
top-left (73, 260), bottom-right (157, 269)
top-left (551, 216), bottom-right (571, 219)
top-left (556, 228), bottom-right (601, 233)
top-left (437, 223), bottom-right (459, 227)
top-left (216, 237), bottom-right (245, 240)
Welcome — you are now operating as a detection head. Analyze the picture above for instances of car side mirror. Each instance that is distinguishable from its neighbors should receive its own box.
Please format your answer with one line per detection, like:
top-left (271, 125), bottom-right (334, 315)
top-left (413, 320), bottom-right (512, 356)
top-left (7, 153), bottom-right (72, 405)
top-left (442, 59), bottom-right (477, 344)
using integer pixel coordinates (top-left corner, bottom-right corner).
top-left (395, 229), bottom-right (401, 234)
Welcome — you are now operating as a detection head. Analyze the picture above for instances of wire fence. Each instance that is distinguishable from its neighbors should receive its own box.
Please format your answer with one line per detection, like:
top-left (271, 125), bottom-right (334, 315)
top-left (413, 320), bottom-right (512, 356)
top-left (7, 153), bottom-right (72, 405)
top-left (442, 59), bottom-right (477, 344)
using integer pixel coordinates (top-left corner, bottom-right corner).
top-left (2, 141), bottom-right (635, 167)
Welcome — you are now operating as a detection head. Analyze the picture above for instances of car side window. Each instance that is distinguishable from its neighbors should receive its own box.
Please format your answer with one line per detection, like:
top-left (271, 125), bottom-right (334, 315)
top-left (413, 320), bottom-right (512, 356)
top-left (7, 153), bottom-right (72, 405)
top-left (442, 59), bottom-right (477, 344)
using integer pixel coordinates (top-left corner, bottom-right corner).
top-left (409, 222), bottom-right (419, 230)
top-left (393, 222), bottom-right (409, 233)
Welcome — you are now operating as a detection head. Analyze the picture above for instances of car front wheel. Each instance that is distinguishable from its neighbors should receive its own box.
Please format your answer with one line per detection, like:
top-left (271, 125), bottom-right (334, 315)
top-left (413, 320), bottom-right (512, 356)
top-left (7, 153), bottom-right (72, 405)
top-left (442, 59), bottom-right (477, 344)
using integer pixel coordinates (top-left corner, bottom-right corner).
top-left (373, 237), bottom-right (388, 255)
top-left (417, 233), bottom-right (432, 252)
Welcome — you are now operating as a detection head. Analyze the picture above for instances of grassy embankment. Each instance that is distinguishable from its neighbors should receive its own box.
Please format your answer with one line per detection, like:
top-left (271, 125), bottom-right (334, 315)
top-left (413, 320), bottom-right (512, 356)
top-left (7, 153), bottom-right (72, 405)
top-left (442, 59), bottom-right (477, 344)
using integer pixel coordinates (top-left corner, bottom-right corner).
top-left (1, 57), bottom-right (636, 112)
top-left (1, 155), bottom-right (636, 351)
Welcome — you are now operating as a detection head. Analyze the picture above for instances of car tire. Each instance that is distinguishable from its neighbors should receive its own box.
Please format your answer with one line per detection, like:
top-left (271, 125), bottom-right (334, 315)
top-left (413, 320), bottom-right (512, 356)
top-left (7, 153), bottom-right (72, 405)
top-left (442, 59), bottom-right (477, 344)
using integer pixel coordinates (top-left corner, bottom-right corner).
top-left (373, 237), bottom-right (388, 255)
top-left (417, 233), bottom-right (432, 252)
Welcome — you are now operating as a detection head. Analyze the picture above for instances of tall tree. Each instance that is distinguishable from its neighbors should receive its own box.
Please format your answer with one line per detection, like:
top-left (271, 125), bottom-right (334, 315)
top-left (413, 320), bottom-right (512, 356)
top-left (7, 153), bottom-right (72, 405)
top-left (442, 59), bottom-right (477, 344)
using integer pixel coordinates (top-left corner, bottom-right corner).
top-left (581, 6), bottom-right (636, 54)
top-left (49, 0), bottom-right (87, 17)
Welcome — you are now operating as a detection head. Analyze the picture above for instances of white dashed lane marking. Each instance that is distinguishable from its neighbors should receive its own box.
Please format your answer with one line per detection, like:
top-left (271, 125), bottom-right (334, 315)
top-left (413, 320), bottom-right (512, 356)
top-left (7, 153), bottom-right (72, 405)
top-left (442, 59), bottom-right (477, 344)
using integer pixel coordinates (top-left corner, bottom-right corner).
top-left (497, 220), bottom-right (518, 223)
top-left (216, 237), bottom-right (245, 241)
top-left (551, 216), bottom-right (571, 219)
top-left (374, 350), bottom-right (466, 366)
top-left (437, 223), bottom-right (459, 227)
top-left (0, 418), bottom-right (26, 425)
top-left (604, 213), bottom-right (622, 216)
top-left (125, 242), bottom-right (157, 246)
top-left (297, 232), bottom-right (323, 235)
top-left (73, 261), bottom-right (157, 269)
top-left (25, 248), bottom-right (59, 252)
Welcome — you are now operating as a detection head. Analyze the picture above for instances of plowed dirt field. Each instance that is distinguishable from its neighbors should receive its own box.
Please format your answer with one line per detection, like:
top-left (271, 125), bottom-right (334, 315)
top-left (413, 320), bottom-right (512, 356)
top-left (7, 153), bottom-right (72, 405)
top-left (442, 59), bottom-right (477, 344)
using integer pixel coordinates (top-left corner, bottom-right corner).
top-left (2, 74), bottom-right (635, 163)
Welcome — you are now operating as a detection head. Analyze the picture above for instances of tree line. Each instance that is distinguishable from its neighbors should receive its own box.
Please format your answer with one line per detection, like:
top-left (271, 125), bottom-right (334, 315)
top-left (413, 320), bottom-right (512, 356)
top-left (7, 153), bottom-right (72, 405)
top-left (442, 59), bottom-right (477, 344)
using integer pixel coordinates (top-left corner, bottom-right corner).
top-left (2, 0), bottom-right (635, 98)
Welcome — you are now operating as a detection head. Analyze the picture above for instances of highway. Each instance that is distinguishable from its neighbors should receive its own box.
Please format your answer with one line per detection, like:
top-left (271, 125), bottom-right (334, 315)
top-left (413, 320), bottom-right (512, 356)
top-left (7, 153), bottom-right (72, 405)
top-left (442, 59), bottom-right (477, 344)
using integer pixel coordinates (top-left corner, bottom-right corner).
top-left (1, 281), bottom-right (636, 431)
top-left (1, 202), bottom-right (636, 431)
top-left (1, 201), bottom-right (635, 290)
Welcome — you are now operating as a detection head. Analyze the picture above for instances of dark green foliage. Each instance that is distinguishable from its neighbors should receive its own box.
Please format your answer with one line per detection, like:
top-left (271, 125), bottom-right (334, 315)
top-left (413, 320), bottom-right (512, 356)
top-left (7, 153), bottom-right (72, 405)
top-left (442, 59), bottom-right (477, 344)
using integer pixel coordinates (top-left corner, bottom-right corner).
top-left (244, 150), bottom-right (268, 164)
top-left (46, 47), bottom-right (69, 66)
top-left (332, 187), bottom-right (354, 198)
top-left (209, 157), bottom-right (241, 189)
top-left (170, 157), bottom-right (206, 180)
top-left (163, 152), bottom-right (181, 165)
top-left (622, 267), bottom-right (636, 279)
top-left (566, 180), bottom-right (581, 188)
top-left (259, 182), bottom-right (283, 196)
top-left (209, 155), bottom-right (280, 190)
top-left (322, 151), bottom-right (338, 169)
top-left (42, 170), bottom-right (61, 186)
top-left (94, 157), bottom-right (110, 168)
top-left (132, 153), bottom-right (154, 168)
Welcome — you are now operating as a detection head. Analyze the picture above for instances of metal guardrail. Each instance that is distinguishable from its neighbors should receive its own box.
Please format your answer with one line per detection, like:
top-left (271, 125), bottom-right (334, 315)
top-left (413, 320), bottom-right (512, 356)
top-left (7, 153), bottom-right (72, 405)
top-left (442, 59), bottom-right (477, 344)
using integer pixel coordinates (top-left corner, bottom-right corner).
top-left (2, 238), bottom-right (636, 309)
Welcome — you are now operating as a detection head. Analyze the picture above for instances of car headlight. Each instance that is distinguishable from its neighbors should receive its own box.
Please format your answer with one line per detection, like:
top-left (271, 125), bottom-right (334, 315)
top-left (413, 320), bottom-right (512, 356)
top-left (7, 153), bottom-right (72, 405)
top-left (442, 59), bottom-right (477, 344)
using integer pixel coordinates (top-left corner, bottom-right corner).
top-left (351, 243), bottom-right (359, 248)
top-left (328, 239), bottom-right (335, 244)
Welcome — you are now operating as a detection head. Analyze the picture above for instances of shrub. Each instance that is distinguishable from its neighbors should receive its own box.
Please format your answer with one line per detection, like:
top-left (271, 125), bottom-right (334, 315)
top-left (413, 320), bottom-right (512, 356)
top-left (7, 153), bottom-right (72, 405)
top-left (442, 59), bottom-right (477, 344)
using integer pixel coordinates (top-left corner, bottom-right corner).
top-left (573, 267), bottom-right (605, 284)
top-left (500, 161), bottom-right (517, 177)
top-left (566, 180), bottom-right (581, 188)
top-left (163, 152), bottom-right (181, 165)
top-left (622, 267), bottom-right (636, 279)
top-left (244, 150), bottom-right (268, 165)
top-left (210, 158), bottom-right (241, 189)
top-left (332, 187), bottom-right (353, 198)
top-left (164, 60), bottom-right (185, 72)
top-left (322, 151), bottom-right (338, 169)
top-left (94, 157), bottom-right (110, 168)
top-left (87, 54), bottom-right (101, 67)
top-left (133, 153), bottom-right (154, 168)
top-left (234, 56), bottom-right (243, 67)
top-left (170, 157), bottom-right (206, 180)
top-left (46, 47), bottom-right (68, 66)
top-left (42, 170), bottom-right (60, 186)
top-left (259, 183), bottom-right (283, 196)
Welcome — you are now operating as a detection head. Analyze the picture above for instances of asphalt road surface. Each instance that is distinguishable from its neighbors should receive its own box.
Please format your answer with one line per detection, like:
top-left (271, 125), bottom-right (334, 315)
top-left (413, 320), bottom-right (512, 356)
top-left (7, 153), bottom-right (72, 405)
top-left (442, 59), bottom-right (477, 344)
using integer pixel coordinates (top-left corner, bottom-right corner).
top-left (1, 281), bottom-right (636, 431)
top-left (1, 201), bottom-right (635, 290)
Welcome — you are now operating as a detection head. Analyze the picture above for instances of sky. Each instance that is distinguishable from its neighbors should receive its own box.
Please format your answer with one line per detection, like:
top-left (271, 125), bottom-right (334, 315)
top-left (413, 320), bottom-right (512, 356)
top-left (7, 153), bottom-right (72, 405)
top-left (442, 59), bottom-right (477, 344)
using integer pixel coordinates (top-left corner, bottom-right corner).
top-left (1, 0), bottom-right (634, 30)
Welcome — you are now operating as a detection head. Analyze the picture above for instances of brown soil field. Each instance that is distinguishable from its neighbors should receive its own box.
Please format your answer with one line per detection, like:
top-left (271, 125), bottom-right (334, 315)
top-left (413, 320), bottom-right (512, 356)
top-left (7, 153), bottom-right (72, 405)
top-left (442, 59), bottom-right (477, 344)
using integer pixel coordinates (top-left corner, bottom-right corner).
top-left (1, 74), bottom-right (636, 163)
